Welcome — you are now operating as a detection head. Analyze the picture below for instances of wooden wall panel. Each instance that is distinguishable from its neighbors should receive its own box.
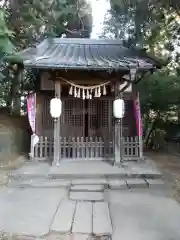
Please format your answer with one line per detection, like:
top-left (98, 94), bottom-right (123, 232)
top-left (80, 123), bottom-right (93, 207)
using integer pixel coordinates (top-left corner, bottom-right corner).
top-left (41, 72), bottom-right (55, 90)
top-left (41, 92), bottom-right (54, 136)
top-left (39, 90), bottom-right (136, 138)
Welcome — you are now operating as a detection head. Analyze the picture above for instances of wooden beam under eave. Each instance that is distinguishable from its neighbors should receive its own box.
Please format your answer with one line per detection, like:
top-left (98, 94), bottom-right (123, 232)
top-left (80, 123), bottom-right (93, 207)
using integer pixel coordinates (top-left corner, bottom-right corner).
top-left (50, 69), bottom-right (126, 81)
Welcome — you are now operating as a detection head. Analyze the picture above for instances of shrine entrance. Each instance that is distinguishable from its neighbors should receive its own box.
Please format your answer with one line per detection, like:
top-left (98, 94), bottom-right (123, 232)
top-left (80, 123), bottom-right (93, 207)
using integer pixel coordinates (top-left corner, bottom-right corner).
top-left (60, 97), bottom-right (114, 159)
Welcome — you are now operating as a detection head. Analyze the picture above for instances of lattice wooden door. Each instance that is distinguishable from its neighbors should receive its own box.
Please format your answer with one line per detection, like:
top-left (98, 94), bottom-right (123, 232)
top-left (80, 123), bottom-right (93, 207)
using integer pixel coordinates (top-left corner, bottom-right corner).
top-left (60, 98), bottom-right (114, 159)
top-left (88, 98), bottom-right (114, 158)
top-left (61, 98), bottom-right (85, 137)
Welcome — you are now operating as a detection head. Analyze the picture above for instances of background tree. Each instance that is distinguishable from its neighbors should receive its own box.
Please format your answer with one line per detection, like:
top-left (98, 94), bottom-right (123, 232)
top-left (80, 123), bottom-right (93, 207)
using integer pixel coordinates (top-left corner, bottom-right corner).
top-left (102, 0), bottom-right (180, 149)
top-left (0, 0), bottom-right (92, 115)
top-left (0, 8), bottom-right (15, 109)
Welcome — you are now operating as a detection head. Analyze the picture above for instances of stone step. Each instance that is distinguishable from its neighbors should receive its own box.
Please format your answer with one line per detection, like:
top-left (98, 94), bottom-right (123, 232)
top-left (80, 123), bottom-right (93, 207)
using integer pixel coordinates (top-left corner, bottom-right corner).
top-left (71, 185), bottom-right (104, 192)
top-left (145, 179), bottom-right (165, 188)
top-left (10, 169), bottom-right (162, 181)
top-left (72, 178), bottom-right (108, 186)
top-left (108, 179), bottom-right (128, 190)
top-left (8, 178), bottom-right (164, 190)
top-left (8, 179), bottom-right (71, 188)
top-left (49, 168), bottom-right (162, 179)
top-left (108, 178), bottom-right (166, 190)
top-left (125, 179), bottom-right (148, 188)
top-left (93, 202), bottom-right (113, 236)
top-left (70, 191), bottom-right (104, 202)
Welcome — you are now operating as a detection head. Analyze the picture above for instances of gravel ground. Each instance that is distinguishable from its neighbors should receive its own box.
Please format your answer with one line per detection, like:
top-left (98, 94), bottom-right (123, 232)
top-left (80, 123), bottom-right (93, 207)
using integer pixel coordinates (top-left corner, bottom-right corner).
top-left (146, 151), bottom-right (180, 203)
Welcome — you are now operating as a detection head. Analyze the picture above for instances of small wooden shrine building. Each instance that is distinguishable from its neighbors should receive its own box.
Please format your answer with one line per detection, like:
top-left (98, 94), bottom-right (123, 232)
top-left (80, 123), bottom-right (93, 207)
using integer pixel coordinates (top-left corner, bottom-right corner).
top-left (16, 38), bottom-right (160, 164)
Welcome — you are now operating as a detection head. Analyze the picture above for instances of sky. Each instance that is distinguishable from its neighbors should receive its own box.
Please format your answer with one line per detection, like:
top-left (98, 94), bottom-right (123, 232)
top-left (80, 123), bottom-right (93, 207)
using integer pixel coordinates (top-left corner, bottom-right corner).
top-left (87, 0), bottom-right (110, 38)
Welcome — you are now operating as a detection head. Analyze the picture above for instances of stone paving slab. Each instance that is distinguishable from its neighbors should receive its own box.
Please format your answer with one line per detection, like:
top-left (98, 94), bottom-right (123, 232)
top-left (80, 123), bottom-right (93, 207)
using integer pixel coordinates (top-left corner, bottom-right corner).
top-left (0, 187), bottom-right (67, 237)
top-left (72, 179), bottom-right (108, 185)
top-left (108, 179), bottom-right (128, 190)
top-left (71, 185), bottom-right (104, 192)
top-left (70, 192), bottom-right (104, 202)
top-left (107, 191), bottom-right (180, 240)
top-left (126, 179), bottom-right (148, 188)
top-left (72, 202), bottom-right (92, 234)
top-left (51, 200), bottom-right (76, 234)
top-left (10, 162), bottom-right (50, 179)
top-left (93, 202), bottom-right (113, 236)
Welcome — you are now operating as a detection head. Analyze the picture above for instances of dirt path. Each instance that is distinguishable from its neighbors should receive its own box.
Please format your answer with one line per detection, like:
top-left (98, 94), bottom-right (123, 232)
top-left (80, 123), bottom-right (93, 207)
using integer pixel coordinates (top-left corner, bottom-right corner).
top-left (146, 151), bottom-right (180, 202)
top-left (0, 154), bottom-right (26, 187)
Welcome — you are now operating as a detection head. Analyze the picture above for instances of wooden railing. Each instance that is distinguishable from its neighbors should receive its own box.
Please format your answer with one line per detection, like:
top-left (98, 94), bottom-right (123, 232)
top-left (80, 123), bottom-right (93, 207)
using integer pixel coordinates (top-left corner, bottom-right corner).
top-left (122, 136), bottom-right (140, 160)
top-left (31, 136), bottom-right (141, 161)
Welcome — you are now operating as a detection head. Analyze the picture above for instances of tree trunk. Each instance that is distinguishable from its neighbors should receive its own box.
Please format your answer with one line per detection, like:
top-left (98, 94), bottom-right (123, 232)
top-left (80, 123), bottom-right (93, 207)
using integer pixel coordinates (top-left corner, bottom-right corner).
top-left (145, 111), bottom-right (160, 147)
top-left (143, 112), bottom-right (150, 138)
top-left (178, 107), bottom-right (180, 124)
top-left (11, 66), bottom-right (22, 116)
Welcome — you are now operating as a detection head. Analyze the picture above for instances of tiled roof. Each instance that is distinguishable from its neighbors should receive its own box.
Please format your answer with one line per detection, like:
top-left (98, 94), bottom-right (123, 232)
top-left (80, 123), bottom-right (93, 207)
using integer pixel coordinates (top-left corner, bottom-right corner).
top-left (19, 38), bottom-right (160, 71)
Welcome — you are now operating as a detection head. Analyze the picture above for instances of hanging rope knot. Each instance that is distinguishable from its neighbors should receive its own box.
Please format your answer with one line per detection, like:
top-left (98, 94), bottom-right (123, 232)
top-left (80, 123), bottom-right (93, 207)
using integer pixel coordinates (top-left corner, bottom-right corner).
top-left (60, 77), bottom-right (110, 99)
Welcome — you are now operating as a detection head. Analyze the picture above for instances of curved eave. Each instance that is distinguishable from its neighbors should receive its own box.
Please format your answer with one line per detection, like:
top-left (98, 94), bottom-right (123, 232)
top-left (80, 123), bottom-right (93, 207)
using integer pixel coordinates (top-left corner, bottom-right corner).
top-left (5, 55), bottom-right (156, 76)
top-left (22, 62), bottom-right (155, 74)
top-left (23, 62), bottom-right (130, 71)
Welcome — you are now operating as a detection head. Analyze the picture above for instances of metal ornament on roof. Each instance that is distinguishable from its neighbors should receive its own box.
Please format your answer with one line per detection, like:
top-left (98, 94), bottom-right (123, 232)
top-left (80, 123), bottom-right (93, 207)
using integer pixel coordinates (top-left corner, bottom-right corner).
top-left (130, 68), bottom-right (137, 81)
top-left (123, 68), bottom-right (137, 82)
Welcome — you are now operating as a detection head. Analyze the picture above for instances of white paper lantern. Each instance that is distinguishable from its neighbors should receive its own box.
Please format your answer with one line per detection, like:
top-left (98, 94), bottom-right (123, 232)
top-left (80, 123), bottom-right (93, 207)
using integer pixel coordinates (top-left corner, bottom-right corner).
top-left (50, 98), bottom-right (62, 118)
top-left (113, 99), bottom-right (125, 118)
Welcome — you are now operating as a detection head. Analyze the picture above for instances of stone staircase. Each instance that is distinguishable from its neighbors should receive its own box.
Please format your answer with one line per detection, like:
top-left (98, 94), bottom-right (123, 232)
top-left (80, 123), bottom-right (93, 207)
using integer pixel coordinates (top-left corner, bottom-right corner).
top-left (8, 177), bottom-right (113, 239)
top-left (7, 159), bottom-right (165, 193)
top-left (5, 160), bottom-right (168, 240)
top-left (8, 175), bottom-right (165, 192)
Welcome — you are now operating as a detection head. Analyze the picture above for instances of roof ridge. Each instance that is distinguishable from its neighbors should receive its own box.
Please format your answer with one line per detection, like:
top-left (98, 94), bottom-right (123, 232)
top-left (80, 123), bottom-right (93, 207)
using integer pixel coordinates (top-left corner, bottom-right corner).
top-left (52, 38), bottom-right (124, 45)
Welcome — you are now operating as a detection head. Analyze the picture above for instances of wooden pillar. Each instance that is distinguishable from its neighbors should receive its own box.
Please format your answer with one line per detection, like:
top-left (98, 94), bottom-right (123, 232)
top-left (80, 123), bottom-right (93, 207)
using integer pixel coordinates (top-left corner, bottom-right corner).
top-left (114, 82), bottom-right (122, 166)
top-left (53, 81), bottom-right (61, 165)
top-left (35, 93), bottom-right (43, 136)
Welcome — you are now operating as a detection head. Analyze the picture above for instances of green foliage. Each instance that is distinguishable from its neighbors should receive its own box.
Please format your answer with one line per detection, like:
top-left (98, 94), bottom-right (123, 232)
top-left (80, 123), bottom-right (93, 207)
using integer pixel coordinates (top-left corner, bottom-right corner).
top-left (6, 0), bottom-right (92, 49)
top-left (0, 8), bottom-right (15, 106)
top-left (0, 0), bottom-right (93, 114)
top-left (106, 0), bottom-right (180, 63)
top-left (138, 71), bottom-right (179, 112)
top-left (136, 70), bottom-right (180, 148)
top-left (105, 0), bottom-right (180, 148)
top-left (0, 9), bottom-right (14, 54)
